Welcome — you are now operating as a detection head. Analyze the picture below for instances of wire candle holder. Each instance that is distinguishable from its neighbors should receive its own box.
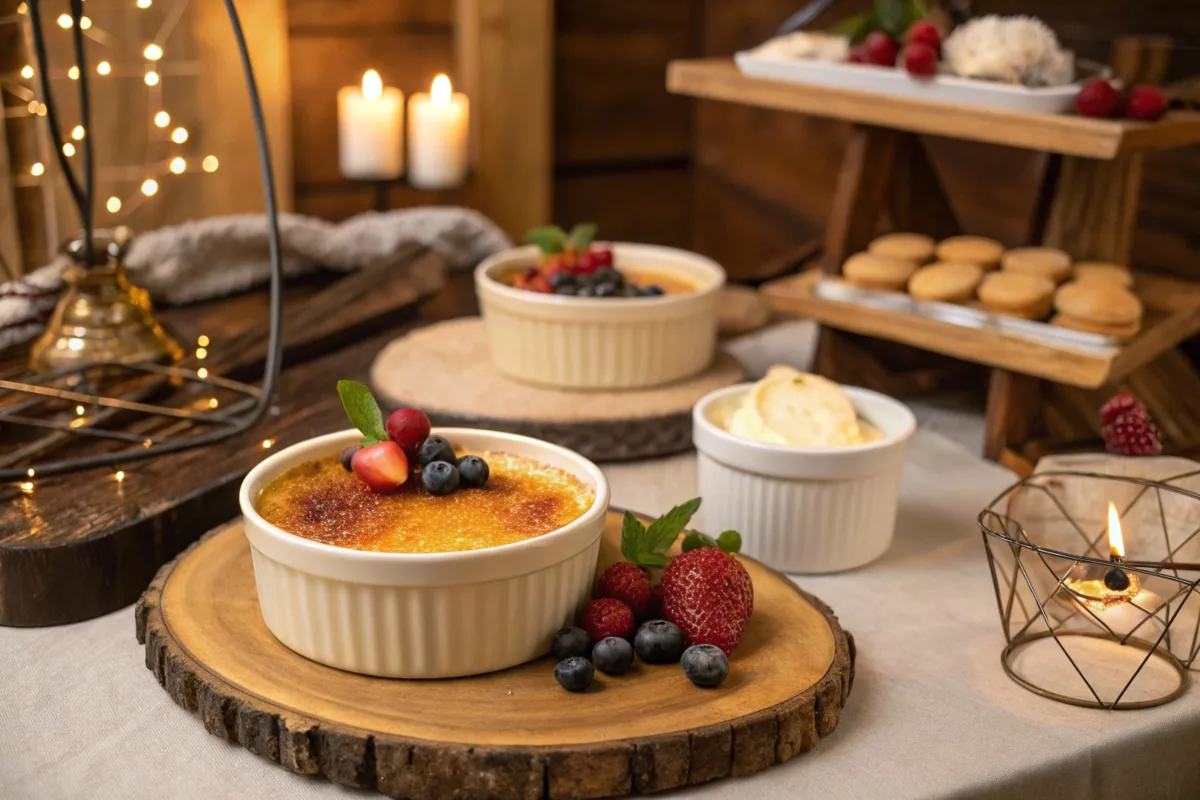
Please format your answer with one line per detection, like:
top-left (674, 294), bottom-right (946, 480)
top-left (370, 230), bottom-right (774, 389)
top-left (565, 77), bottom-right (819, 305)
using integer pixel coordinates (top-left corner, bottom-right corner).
top-left (1, 0), bottom-right (282, 482)
top-left (979, 468), bottom-right (1200, 710)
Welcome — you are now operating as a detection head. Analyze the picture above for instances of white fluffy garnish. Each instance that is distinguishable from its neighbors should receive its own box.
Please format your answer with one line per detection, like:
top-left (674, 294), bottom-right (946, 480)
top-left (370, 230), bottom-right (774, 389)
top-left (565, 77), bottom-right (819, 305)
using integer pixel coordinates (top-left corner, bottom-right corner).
top-left (942, 15), bottom-right (1074, 87)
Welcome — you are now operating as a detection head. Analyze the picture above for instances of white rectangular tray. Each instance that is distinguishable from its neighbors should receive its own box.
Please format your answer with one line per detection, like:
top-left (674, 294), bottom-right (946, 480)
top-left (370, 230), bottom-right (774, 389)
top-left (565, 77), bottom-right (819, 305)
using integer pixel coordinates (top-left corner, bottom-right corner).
top-left (734, 51), bottom-right (1091, 115)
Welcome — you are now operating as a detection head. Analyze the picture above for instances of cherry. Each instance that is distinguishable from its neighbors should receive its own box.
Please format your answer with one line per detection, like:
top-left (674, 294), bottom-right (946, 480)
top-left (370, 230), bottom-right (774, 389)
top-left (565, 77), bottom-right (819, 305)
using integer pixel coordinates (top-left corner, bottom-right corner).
top-left (1124, 85), bottom-right (1166, 121)
top-left (385, 408), bottom-right (431, 460)
top-left (352, 441), bottom-right (410, 492)
top-left (903, 43), bottom-right (938, 77)
top-left (1075, 80), bottom-right (1120, 118)
top-left (905, 20), bottom-right (941, 55)
top-left (862, 32), bottom-right (899, 67)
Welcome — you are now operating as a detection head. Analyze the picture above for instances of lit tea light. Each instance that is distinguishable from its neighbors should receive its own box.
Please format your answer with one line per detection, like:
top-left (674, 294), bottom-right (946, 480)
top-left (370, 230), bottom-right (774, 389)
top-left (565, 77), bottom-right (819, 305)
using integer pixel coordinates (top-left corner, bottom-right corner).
top-left (407, 73), bottom-right (469, 189)
top-left (337, 69), bottom-right (403, 180)
top-left (1064, 503), bottom-right (1140, 611)
top-left (19, 481), bottom-right (34, 495)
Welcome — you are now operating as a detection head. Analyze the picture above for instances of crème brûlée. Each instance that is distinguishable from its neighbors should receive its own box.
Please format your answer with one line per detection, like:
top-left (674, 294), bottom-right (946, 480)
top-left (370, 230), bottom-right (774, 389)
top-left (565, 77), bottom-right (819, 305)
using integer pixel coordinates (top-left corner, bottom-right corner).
top-left (720, 366), bottom-right (883, 447)
top-left (256, 451), bottom-right (594, 554)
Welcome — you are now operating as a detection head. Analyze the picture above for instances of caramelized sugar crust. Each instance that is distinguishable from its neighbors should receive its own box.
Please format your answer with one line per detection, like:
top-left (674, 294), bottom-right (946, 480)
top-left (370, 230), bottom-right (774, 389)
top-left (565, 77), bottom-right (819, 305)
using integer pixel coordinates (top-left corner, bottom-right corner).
top-left (256, 451), bottom-right (594, 554)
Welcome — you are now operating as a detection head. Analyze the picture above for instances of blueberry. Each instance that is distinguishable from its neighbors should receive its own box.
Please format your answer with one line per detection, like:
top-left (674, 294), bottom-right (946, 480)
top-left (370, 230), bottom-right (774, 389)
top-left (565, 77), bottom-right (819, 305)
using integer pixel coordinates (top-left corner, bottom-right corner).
top-left (620, 284), bottom-right (641, 297)
top-left (421, 461), bottom-right (460, 495)
top-left (554, 656), bottom-right (594, 692)
top-left (592, 637), bottom-right (634, 675)
top-left (549, 271), bottom-right (576, 290)
top-left (681, 644), bottom-right (729, 688)
top-left (551, 626), bottom-right (592, 660)
top-left (592, 267), bottom-right (619, 285)
top-left (456, 455), bottom-right (490, 488)
top-left (634, 620), bottom-right (685, 664)
top-left (577, 285), bottom-right (596, 297)
top-left (595, 283), bottom-right (618, 298)
top-left (641, 285), bottom-right (664, 297)
top-left (339, 445), bottom-right (359, 472)
top-left (417, 435), bottom-right (456, 466)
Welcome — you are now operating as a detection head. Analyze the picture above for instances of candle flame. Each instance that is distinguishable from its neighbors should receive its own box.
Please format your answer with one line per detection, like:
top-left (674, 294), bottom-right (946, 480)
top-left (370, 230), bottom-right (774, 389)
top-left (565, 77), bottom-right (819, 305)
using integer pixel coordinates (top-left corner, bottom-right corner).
top-left (362, 69), bottom-right (383, 101)
top-left (1108, 502), bottom-right (1126, 560)
top-left (431, 73), bottom-right (452, 105)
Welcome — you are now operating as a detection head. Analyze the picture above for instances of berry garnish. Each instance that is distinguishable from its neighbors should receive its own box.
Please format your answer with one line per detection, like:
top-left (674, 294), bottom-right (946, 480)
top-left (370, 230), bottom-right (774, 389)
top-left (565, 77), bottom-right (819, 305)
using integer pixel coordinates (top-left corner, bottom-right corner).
top-left (595, 562), bottom-right (654, 619)
top-left (903, 42), bottom-right (938, 77)
top-left (554, 656), bottom-right (594, 692)
top-left (385, 408), bottom-right (431, 460)
top-left (551, 626), bottom-right (592, 661)
top-left (862, 31), bottom-right (899, 67)
top-left (592, 637), bottom-right (634, 676)
top-left (634, 620), bottom-right (685, 664)
top-left (351, 441), bottom-right (410, 493)
top-left (339, 445), bottom-right (358, 472)
top-left (848, 46), bottom-right (866, 64)
top-left (591, 247), bottom-right (613, 268)
top-left (905, 20), bottom-right (941, 55)
top-left (1101, 393), bottom-right (1162, 456)
top-left (574, 250), bottom-right (601, 275)
top-left (1075, 79), bottom-right (1120, 118)
top-left (456, 455), bottom-right (490, 488)
top-left (421, 460), bottom-right (460, 495)
top-left (581, 598), bottom-right (635, 642)
top-left (681, 644), bottom-right (729, 688)
top-left (1124, 85), bottom-right (1166, 121)
top-left (659, 547), bottom-right (754, 656)
top-left (1100, 392), bottom-right (1139, 425)
top-left (417, 435), bottom-right (456, 467)
top-left (619, 497), bottom-right (702, 568)
top-left (641, 285), bottom-right (664, 296)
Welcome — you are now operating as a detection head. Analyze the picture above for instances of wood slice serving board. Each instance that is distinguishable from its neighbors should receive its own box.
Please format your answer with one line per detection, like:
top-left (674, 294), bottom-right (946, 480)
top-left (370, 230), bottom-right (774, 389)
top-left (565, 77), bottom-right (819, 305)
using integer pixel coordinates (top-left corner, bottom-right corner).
top-left (369, 318), bottom-right (745, 462)
top-left (136, 511), bottom-right (854, 800)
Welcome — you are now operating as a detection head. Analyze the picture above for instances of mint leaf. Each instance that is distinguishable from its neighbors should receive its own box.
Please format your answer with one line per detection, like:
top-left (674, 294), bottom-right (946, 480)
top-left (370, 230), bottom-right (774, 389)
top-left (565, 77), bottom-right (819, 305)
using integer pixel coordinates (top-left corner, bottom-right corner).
top-left (717, 530), bottom-right (742, 555)
top-left (621, 511), bottom-right (648, 564)
top-left (567, 222), bottom-right (597, 252)
top-left (829, 9), bottom-right (876, 43)
top-left (646, 497), bottom-right (701, 555)
top-left (681, 530), bottom-right (716, 552)
top-left (525, 225), bottom-right (568, 255)
top-left (337, 380), bottom-right (387, 445)
top-left (873, 0), bottom-right (910, 37)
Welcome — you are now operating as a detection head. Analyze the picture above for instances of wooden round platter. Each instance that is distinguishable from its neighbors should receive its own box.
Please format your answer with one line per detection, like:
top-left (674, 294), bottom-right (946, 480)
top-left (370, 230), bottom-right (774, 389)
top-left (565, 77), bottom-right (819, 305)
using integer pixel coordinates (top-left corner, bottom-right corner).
top-left (136, 510), bottom-right (854, 800)
top-left (369, 317), bottom-right (745, 462)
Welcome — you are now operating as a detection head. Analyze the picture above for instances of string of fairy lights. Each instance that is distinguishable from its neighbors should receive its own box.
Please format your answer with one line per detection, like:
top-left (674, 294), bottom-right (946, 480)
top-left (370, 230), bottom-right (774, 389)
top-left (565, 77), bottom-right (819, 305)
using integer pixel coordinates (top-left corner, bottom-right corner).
top-left (3, 0), bottom-right (220, 223)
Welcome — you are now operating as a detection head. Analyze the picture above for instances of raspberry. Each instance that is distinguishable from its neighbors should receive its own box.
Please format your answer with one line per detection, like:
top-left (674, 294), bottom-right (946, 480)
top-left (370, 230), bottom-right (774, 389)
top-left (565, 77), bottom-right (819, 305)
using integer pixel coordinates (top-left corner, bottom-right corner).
top-left (1075, 80), bottom-right (1120, 118)
top-left (595, 562), bottom-right (654, 618)
top-left (1100, 392), bottom-right (1140, 425)
top-left (905, 20), bottom-right (941, 55)
top-left (1124, 85), bottom-right (1167, 121)
top-left (903, 43), bottom-right (938, 77)
top-left (581, 598), bottom-right (635, 642)
top-left (862, 32), bottom-right (899, 67)
top-left (1101, 393), bottom-right (1162, 456)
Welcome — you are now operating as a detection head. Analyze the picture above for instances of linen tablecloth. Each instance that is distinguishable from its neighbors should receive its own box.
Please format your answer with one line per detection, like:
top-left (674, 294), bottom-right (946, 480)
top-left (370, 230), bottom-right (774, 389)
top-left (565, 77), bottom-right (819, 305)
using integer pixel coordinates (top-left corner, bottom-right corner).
top-left (3, 427), bottom-right (1199, 799)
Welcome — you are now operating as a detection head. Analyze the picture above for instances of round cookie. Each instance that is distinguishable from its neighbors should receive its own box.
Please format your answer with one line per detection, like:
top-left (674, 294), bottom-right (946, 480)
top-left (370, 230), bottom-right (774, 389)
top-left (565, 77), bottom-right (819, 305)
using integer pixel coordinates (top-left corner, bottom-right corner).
top-left (935, 236), bottom-right (1005, 270)
top-left (1073, 261), bottom-right (1133, 289)
top-left (1051, 313), bottom-right (1141, 342)
top-left (842, 252), bottom-right (917, 291)
top-left (908, 262), bottom-right (983, 303)
top-left (868, 233), bottom-right (935, 264)
top-left (1001, 247), bottom-right (1073, 283)
top-left (977, 271), bottom-right (1055, 314)
top-left (1054, 281), bottom-right (1142, 326)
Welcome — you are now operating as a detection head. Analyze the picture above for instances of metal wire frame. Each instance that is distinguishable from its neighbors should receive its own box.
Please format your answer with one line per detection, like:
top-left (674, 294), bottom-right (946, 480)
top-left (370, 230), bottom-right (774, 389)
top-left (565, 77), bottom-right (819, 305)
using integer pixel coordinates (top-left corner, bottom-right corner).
top-left (1, 0), bottom-right (283, 482)
top-left (978, 469), bottom-right (1200, 709)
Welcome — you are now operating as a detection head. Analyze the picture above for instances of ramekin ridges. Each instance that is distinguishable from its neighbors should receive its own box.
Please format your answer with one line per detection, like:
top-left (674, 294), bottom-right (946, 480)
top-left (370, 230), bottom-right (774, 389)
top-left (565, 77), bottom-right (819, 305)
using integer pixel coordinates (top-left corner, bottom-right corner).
top-left (475, 243), bottom-right (725, 390)
top-left (239, 428), bottom-right (610, 678)
top-left (693, 384), bottom-right (915, 574)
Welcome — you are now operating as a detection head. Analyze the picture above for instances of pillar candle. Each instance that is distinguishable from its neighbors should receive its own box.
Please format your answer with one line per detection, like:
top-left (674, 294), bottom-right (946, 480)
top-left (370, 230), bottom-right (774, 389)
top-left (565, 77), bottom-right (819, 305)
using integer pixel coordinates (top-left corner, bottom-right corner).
top-left (337, 70), bottom-right (404, 180)
top-left (407, 74), bottom-right (469, 189)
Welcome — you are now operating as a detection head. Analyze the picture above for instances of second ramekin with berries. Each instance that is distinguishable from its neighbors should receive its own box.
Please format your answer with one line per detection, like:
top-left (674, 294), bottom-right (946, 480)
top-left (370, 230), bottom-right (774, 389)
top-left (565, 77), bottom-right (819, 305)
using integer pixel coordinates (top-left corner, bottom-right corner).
top-left (475, 223), bottom-right (726, 390)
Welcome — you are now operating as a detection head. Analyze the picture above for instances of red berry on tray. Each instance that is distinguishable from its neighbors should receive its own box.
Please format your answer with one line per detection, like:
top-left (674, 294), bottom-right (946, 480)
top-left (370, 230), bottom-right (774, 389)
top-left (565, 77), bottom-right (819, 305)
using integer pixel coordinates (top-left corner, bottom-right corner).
top-left (848, 46), bottom-right (866, 64)
top-left (659, 547), bottom-right (754, 656)
top-left (905, 20), bottom-right (941, 54)
top-left (862, 32), bottom-right (899, 67)
top-left (1075, 79), bottom-right (1120, 118)
top-left (385, 408), bottom-right (431, 460)
top-left (1100, 392), bottom-right (1162, 456)
top-left (1124, 85), bottom-right (1167, 121)
top-left (574, 250), bottom-right (601, 275)
top-left (581, 598), bottom-right (635, 642)
top-left (903, 43), bottom-right (938, 77)
top-left (591, 247), bottom-right (613, 268)
top-left (1100, 392), bottom-right (1140, 425)
top-left (352, 441), bottom-right (410, 492)
top-left (595, 562), bottom-right (654, 619)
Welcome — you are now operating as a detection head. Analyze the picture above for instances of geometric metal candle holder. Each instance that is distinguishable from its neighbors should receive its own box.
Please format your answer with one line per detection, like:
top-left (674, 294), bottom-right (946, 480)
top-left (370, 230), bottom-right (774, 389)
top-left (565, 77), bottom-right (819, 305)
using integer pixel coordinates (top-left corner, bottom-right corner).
top-left (979, 468), bottom-right (1200, 709)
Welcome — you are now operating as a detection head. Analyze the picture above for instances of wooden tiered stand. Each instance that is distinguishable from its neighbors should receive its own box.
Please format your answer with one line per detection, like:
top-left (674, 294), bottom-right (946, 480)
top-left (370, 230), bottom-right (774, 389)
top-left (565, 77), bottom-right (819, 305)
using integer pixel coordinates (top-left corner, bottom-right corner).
top-left (668, 56), bottom-right (1200, 475)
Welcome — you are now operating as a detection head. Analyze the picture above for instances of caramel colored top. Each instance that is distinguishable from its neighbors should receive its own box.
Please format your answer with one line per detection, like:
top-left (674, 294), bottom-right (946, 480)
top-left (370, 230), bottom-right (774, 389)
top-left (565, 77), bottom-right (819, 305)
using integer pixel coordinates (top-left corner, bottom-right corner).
top-left (256, 452), bottom-right (594, 554)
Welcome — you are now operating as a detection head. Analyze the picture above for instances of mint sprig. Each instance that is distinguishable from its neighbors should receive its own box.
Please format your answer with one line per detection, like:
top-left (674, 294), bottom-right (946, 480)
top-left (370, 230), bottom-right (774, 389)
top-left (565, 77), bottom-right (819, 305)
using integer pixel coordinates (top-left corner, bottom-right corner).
top-left (567, 222), bottom-right (597, 252)
top-left (525, 225), bottom-right (568, 255)
top-left (681, 529), bottom-right (742, 555)
top-left (621, 497), bottom-right (702, 567)
top-left (337, 380), bottom-right (388, 446)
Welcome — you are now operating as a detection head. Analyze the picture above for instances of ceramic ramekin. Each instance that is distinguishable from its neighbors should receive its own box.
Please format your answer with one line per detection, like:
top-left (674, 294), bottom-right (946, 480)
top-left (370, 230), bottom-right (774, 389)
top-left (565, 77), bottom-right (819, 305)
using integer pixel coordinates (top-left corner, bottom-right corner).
top-left (693, 384), bottom-right (916, 574)
top-left (239, 428), bottom-right (610, 678)
top-left (475, 243), bottom-right (726, 389)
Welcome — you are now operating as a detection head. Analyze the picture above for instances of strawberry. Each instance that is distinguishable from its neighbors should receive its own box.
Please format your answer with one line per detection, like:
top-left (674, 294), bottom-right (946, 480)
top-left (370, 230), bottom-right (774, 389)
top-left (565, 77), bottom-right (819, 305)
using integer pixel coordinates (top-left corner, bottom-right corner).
top-left (659, 548), bottom-right (754, 656)
top-left (581, 598), bottom-right (635, 641)
top-left (595, 562), bottom-right (653, 618)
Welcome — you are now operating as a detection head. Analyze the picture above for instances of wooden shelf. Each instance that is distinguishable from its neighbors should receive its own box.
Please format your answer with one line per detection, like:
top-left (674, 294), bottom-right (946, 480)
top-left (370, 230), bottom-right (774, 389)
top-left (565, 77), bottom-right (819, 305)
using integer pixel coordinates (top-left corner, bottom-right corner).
top-left (667, 58), bottom-right (1200, 159)
top-left (762, 270), bottom-right (1200, 389)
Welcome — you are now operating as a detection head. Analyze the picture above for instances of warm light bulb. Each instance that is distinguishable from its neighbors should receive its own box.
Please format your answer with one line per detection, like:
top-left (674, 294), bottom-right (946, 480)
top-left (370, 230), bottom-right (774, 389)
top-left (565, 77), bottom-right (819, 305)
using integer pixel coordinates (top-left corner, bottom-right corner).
top-left (201, 155), bottom-right (219, 173)
top-left (196, 367), bottom-right (208, 379)
top-left (431, 73), bottom-right (452, 105)
top-left (144, 71), bottom-right (159, 86)
top-left (170, 127), bottom-right (188, 143)
top-left (27, 100), bottom-right (37, 113)
top-left (208, 398), bottom-right (219, 409)
top-left (79, 16), bottom-right (91, 30)
top-left (63, 143), bottom-right (75, 157)
top-left (169, 157), bottom-right (185, 174)
top-left (17, 2), bottom-right (27, 14)
top-left (68, 65), bottom-right (79, 80)
top-left (141, 178), bottom-right (158, 196)
top-left (57, 13), bottom-right (72, 28)
top-left (262, 439), bottom-right (275, 449)
top-left (154, 110), bottom-right (170, 127)
top-left (114, 470), bottom-right (125, 483)
top-left (97, 61), bottom-right (111, 75)
top-left (19, 482), bottom-right (33, 495)
top-left (30, 162), bottom-right (44, 177)
top-left (106, 196), bottom-right (121, 213)
top-left (195, 347), bottom-right (208, 359)
top-left (144, 44), bottom-right (163, 61)
top-left (71, 125), bottom-right (85, 140)
top-left (197, 335), bottom-right (210, 346)
top-left (362, 69), bottom-right (382, 101)
top-left (26, 468), bottom-right (35, 478)
top-left (75, 405), bottom-right (86, 416)
top-left (20, 65), bottom-right (33, 79)
top-left (35, 104), bottom-right (46, 116)
top-left (137, 0), bottom-right (152, 7)
top-left (1108, 502), bottom-right (1126, 560)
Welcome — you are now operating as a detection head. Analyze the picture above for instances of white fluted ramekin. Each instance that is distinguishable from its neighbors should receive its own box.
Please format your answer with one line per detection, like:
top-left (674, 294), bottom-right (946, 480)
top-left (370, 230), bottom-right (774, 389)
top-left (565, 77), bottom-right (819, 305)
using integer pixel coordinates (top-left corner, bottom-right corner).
top-left (475, 243), bottom-right (725, 389)
top-left (239, 428), bottom-right (609, 678)
top-left (693, 385), bottom-right (915, 574)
